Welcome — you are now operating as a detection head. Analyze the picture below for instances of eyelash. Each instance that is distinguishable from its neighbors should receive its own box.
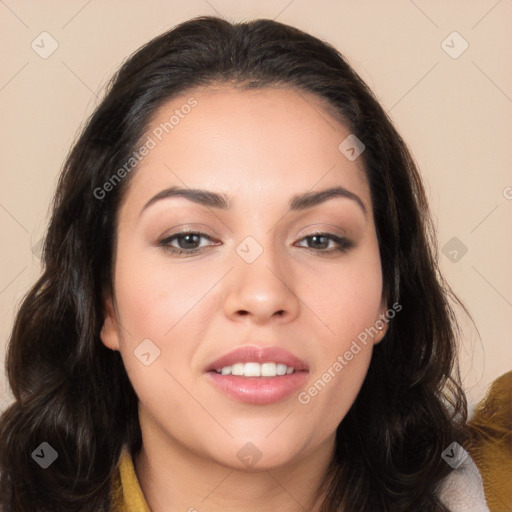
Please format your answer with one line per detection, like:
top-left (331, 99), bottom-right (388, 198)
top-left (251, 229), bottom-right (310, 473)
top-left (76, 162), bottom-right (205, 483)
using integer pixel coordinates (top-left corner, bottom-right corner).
top-left (158, 230), bottom-right (354, 257)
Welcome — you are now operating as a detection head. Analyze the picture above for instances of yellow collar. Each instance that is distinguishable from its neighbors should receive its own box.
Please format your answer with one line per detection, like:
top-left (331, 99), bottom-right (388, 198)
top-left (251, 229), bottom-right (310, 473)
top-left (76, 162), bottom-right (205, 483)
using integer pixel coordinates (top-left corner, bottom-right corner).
top-left (111, 446), bottom-right (151, 512)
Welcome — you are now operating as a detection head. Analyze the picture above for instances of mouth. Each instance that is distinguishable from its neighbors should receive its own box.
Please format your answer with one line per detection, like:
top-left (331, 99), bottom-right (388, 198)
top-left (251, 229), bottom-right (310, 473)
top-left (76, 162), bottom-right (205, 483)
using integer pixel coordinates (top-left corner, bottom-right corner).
top-left (204, 345), bottom-right (310, 405)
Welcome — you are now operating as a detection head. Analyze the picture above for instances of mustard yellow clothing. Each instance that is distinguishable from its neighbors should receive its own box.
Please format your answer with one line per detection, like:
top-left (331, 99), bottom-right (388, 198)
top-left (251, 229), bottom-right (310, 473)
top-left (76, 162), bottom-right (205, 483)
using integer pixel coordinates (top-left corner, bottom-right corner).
top-left (110, 446), bottom-right (151, 512)
top-left (466, 371), bottom-right (512, 512)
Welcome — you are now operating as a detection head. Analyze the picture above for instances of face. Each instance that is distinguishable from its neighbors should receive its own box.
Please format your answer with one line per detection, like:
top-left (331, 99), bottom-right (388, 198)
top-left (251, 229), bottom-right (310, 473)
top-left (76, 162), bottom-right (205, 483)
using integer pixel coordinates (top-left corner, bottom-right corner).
top-left (100, 85), bottom-right (388, 471)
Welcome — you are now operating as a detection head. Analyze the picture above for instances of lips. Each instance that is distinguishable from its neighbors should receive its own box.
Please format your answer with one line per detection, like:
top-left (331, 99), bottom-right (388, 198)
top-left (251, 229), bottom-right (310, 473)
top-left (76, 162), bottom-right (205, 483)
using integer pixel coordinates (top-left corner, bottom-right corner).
top-left (204, 345), bottom-right (310, 405)
top-left (204, 345), bottom-right (310, 373)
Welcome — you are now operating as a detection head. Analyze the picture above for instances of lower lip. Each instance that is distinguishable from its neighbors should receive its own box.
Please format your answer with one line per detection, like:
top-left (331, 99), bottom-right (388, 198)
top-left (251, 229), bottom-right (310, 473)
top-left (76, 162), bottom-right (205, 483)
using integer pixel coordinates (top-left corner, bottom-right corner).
top-left (205, 371), bottom-right (309, 405)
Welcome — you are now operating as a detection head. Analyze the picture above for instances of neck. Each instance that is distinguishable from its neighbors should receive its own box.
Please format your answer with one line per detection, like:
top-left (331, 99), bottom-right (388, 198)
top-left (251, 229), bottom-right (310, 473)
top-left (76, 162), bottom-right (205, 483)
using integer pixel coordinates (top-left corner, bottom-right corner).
top-left (133, 414), bottom-right (334, 512)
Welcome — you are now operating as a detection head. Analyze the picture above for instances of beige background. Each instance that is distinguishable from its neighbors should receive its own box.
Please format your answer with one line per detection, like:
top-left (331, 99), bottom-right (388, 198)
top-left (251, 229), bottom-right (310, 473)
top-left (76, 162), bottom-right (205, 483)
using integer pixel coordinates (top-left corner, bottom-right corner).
top-left (1, 0), bottom-right (511, 415)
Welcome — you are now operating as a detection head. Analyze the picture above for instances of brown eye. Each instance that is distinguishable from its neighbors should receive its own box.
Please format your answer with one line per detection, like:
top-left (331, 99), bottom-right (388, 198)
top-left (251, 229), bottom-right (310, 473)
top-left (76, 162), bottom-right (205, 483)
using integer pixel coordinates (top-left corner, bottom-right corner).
top-left (295, 232), bottom-right (353, 254)
top-left (159, 231), bottom-right (217, 255)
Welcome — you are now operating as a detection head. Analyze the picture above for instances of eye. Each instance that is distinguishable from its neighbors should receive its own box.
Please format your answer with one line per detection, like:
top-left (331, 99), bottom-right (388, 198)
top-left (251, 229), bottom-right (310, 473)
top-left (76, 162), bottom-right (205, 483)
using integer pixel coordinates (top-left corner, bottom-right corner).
top-left (158, 231), bottom-right (218, 255)
top-left (295, 232), bottom-right (354, 255)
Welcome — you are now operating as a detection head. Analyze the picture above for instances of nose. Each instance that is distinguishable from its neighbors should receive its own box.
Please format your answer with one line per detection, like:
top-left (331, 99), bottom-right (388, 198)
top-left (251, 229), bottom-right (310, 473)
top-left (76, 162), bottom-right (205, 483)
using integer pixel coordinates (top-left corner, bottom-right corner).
top-left (223, 239), bottom-right (300, 325)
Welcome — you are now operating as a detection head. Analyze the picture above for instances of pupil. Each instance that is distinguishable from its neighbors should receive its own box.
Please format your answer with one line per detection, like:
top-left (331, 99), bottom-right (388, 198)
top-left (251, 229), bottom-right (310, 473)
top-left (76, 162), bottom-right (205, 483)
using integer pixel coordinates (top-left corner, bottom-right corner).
top-left (181, 234), bottom-right (199, 248)
top-left (311, 235), bottom-right (327, 248)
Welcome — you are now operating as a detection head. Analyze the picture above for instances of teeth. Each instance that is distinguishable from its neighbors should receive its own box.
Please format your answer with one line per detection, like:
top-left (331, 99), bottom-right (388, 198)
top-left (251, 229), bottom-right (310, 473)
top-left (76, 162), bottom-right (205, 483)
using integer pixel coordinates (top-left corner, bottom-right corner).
top-left (215, 362), bottom-right (296, 377)
top-left (244, 362), bottom-right (261, 377)
top-left (276, 363), bottom-right (287, 375)
top-left (261, 362), bottom-right (276, 377)
top-left (232, 363), bottom-right (244, 376)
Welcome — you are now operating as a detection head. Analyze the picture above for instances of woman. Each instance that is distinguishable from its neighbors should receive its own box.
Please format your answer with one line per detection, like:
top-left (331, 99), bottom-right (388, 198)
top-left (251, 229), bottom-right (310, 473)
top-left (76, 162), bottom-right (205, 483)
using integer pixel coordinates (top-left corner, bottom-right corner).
top-left (0, 15), bottom-right (489, 511)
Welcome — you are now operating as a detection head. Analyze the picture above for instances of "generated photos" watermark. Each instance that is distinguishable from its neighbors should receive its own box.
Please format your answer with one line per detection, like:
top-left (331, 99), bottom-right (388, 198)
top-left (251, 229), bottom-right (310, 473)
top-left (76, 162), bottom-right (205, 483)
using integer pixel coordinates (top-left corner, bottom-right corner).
top-left (298, 302), bottom-right (402, 405)
top-left (93, 97), bottom-right (198, 200)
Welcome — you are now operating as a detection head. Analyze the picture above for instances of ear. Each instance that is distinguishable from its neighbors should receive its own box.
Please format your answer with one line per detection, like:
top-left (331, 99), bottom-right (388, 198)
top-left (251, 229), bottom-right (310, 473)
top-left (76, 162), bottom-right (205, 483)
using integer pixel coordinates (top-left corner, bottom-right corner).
top-left (373, 298), bottom-right (390, 345)
top-left (100, 291), bottom-right (121, 351)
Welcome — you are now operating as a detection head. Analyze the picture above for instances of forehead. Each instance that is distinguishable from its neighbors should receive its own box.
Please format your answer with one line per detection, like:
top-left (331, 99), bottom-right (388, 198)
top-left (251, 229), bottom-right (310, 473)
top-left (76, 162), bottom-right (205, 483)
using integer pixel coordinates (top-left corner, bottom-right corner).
top-left (120, 85), bottom-right (371, 216)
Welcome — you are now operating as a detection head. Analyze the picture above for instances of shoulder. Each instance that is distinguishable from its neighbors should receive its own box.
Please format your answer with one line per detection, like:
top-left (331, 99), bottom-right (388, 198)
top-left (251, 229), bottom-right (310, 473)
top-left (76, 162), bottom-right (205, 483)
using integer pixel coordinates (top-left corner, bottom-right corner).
top-left (437, 453), bottom-right (490, 512)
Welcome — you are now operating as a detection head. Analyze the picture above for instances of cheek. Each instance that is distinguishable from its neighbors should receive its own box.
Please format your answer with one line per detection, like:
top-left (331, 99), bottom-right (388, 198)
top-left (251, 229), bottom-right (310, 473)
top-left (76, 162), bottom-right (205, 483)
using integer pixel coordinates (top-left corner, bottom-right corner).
top-left (113, 241), bottom-right (209, 339)
top-left (111, 240), bottom-right (220, 395)
top-left (304, 243), bottom-right (383, 351)
top-left (297, 344), bottom-right (373, 441)
top-left (111, 251), bottom-right (210, 435)
top-left (294, 246), bottom-right (382, 428)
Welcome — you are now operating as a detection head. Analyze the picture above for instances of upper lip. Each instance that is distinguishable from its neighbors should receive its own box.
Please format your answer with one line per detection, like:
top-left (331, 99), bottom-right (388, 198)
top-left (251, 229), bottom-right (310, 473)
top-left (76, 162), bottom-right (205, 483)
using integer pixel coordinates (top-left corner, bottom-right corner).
top-left (205, 345), bottom-right (310, 372)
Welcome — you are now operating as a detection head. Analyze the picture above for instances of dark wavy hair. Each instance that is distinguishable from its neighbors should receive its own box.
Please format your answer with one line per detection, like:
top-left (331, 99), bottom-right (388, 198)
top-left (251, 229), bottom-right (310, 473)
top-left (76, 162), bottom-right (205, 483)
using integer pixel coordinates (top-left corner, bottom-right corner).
top-left (0, 15), bottom-right (472, 511)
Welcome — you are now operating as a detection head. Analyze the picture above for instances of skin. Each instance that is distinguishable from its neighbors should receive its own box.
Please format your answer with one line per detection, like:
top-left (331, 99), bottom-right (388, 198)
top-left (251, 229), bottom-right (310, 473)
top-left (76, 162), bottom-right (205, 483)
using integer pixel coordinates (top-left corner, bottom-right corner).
top-left (100, 85), bottom-right (389, 512)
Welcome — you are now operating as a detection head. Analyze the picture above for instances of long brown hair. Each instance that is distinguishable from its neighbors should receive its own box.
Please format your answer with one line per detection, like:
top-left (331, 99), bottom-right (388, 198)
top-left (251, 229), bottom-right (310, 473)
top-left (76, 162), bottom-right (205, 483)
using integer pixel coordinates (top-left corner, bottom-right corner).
top-left (0, 16), bottom-right (470, 511)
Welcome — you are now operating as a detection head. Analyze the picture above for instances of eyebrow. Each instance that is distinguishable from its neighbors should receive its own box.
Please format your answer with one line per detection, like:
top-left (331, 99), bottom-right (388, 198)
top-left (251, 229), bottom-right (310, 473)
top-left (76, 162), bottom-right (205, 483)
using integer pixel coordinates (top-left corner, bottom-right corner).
top-left (140, 185), bottom-right (367, 217)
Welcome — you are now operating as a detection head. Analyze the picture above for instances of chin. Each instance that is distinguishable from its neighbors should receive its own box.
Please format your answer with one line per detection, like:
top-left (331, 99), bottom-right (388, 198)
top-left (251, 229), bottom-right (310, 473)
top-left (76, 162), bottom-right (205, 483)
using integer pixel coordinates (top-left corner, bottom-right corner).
top-left (208, 437), bottom-right (306, 472)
